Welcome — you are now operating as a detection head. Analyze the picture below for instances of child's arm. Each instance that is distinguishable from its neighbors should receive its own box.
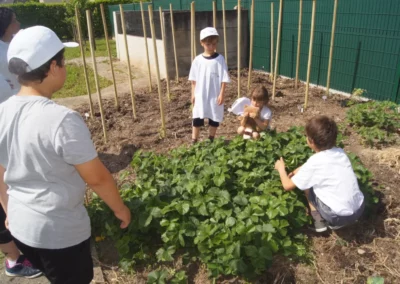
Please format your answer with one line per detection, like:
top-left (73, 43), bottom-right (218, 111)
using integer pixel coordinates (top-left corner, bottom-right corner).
top-left (217, 82), bottom-right (227, 105)
top-left (274, 157), bottom-right (297, 191)
top-left (254, 117), bottom-right (270, 131)
top-left (288, 166), bottom-right (301, 178)
top-left (191, 81), bottom-right (196, 105)
top-left (75, 158), bottom-right (131, 229)
top-left (0, 165), bottom-right (8, 213)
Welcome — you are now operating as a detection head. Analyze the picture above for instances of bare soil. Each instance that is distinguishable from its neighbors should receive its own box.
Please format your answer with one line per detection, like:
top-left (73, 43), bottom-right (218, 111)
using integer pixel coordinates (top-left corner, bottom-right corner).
top-left (75, 71), bottom-right (400, 284)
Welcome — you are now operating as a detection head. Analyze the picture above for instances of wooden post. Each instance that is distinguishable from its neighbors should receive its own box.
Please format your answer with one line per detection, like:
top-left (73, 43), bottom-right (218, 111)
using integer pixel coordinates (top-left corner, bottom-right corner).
top-left (247, 0), bottom-right (254, 90)
top-left (140, 1), bottom-right (152, 92)
top-left (270, 2), bottom-right (274, 81)
top-left (75, 6), bottom-right (94, 118)
top-left (86, 10), bottom-right (107, 142)
top-left (191, 2), bottom-right (194, 61)
top-left (159, 7), bottom-right (171, 101)
top-left (295, 0), bottom-right (303, 89)
top-left (222, 0), bottom-right (228, 65)
top-left (213, 1), bottom-right (217, 28)
top-left (237, 0), bottom-right (241, 98)
top-left (119, 4), bottom-right (137, 119)
top-left (100, 4), bottom-right (119, 109)
top-left (304, 0), bottom-right (316, 109)
top-left (170, 4), bottom-right (179, 81)
top-left (193, 2), bottom-right (196, 56)
top-left (272, 0), bottom-right (283, 100)
top-left (326, 0), bottom-right (338, 95)
top-left (148, 5), bottom-right (166, 138)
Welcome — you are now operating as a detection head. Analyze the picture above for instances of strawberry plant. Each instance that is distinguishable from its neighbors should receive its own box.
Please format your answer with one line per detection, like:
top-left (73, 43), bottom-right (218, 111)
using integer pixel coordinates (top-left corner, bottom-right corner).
top-left (88, 127), bottom-right (376, 280)
top-left (347, 101), bottom-right (400, 147)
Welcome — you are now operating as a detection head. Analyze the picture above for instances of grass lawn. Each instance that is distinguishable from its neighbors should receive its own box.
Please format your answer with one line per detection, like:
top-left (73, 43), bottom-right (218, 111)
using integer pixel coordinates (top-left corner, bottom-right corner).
top-left (65, 38), bottom-right (117, 60)
top-left (53, 63), bottom-right (112, 99)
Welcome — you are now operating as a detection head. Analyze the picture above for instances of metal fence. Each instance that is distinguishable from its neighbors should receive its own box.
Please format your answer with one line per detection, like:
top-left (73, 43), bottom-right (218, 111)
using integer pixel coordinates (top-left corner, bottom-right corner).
top-left (109, 0), bottom-right (400, 103)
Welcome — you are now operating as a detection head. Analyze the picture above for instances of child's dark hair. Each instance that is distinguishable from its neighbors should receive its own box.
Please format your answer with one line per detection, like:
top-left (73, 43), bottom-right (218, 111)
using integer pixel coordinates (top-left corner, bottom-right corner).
top-left (9, 49), bottom-right (65, 84)
top-left (305, 115), bottom-right (338, 151)
top-left (201, 35), bottom-right (219, 43)
top-left (0, 7), bottom-right (14, 38)
top-left (251, 86), bottom-right (269, 103)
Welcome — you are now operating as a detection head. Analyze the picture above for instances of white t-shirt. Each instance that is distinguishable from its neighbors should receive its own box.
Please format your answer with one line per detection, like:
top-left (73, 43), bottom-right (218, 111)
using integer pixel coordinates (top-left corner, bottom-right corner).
top-left (0, 95), bottom-right (97, 249)
top-left (229, 97), bottom-right (272, 126)
top-left (0, 74), bottom-right (13, 104)
top-left (292, 148), bottom-right (364, 216)
top-left (0, 40), bottom-right (20, 95)
top-left (189, 53), bottom-right (230, 122)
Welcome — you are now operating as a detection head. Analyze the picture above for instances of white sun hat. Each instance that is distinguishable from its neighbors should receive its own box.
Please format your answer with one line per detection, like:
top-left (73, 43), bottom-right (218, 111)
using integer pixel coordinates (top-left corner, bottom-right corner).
top-left (200, 27), bottom-right (219, 41)
top-left (7, 26), bottom-right (78, 72)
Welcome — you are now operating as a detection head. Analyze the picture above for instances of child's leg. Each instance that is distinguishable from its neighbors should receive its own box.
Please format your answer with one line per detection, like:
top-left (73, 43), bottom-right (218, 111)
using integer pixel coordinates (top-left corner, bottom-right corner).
top-left (252, 131), bottom-right (260, 140)
top-left (192, 118), bottom-right (204, 143)
top-left (237, 126), bottom-right (245, 134)
top-left (208, 119), bottom-right (220, 141)
top-left (304, 189), bottom-right (328, 232)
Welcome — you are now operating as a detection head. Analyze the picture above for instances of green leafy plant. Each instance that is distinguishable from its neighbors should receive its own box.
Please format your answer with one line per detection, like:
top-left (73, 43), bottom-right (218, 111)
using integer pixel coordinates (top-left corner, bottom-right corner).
top-left (170, 271), bottom-right (188, 284)
top-left (88, 128), bottom-right (376, 280)
top-left (347, 101), bottom-right (400, 147)
top-left (147, 269), bottom-right (169, 284)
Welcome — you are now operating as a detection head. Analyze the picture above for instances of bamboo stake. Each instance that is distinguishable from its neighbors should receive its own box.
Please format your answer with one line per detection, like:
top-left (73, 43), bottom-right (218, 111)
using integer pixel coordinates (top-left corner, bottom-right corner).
top-left (295, 0), bottom-right (303, 89)
top-left (86, 10), bottom-right (107, 142)
top-left (159, 7), bottom-right (171, 101)
top-left (270, 2), bottom-right (274, 81)
top-left (119, 4), bottom-right (137, 119)
top-left (140, 1), bottom-right (152, 92)
top-left (75, 6), bottom-right (93, 118)
top-left (247, 0), bottom-right (254, 90)
top-left (237, 0), bottom-right (241, 98)
top-left (222, 0), bottom-right (228, 65)
top-left (100, 4), bottom-right (119, 109)
top-left (170, 4), bottom-right (179, 81)
top-left (272, 0), bottom-right (283, 100)
top-left (193, 2), bottom-right (196, 56)
top-left (304, 0), bottom-right (317, 109)
top-left (148, 5), bottom-right (166, 138)
top-left (191, 2), bottom-right (194, 61)
top-left (213, 1), bottom-right (217, 28)
top-left (326, 0), bottom-right (338, 95)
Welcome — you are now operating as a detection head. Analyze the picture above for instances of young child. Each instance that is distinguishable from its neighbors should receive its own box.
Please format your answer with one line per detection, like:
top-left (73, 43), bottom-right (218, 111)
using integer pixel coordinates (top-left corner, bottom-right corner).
top-left (189, 27), bottom-right (230, 144)
top-left (0, 26), bottom-right (131, 282)
top-left (274, 115), bottom-right (365, 232)
top-left (230, 86), bottom-right (272, 139)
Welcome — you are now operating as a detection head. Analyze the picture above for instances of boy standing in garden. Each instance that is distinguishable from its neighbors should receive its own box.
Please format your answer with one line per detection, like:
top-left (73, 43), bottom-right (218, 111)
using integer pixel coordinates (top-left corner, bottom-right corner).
top-left (274, 115), bottom-right (365, 232)
top-left (189, 27), bottom-right (230, 144)
top-left (0, 26), bottom-right (131, 283)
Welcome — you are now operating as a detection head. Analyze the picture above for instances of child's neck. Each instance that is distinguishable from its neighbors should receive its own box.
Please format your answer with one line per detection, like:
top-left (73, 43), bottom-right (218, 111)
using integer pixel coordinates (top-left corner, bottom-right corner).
top-left (203, 51), bottom-right (216, 57)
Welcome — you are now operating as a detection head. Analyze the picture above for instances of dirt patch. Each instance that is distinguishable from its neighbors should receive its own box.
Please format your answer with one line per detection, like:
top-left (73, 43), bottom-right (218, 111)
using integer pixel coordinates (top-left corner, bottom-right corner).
top-left (75, 71), bottom-right (400, 283)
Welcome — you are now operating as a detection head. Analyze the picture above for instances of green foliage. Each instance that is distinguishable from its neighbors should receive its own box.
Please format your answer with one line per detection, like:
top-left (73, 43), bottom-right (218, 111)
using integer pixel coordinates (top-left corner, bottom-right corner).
top-left (367, 276), bottom-right (385, 284)
top-left (88, 128), bottom-right (377, 279)
top-left (347, 101), bottom-right (400, 147)
top-left (3, 0), bottom-right (136, 40)
top-left (147, 269), bottom-right (169, 284)
top-left (170, 271), bottom-right (188, 284)
top-left (64, 38), bottom-right (117, 60)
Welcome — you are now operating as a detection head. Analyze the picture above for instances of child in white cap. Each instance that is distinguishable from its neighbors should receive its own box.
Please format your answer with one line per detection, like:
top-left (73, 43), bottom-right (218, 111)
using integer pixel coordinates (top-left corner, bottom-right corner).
top-left (0, 26), bottom-right (131, 283)
top-left (189, 27), bottom-right (230, 143)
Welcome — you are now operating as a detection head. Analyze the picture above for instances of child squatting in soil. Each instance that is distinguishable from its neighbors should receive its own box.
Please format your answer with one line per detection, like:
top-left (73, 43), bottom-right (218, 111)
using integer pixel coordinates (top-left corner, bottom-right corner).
top-left (189, 27), bottom-right (230, 144)
top-left (0, 26), bottom-right (131, 283)
top-left (235, 86), bottom-right (272, 139)
top-left (274, 115), bottom-right (365, 232)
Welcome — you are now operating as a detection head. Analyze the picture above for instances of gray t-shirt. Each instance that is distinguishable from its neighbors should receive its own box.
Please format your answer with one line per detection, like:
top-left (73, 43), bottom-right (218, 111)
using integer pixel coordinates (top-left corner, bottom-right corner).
top-left (0, 95), bottom-right (97, 249)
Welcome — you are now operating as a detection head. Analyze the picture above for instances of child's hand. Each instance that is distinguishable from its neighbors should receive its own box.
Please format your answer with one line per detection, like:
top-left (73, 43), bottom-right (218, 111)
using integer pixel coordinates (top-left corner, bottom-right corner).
top-left (217, 94), bottom-right (224, 105)
top-left (274, 157), bottom-right (286, 173)
top-left (114, 204), bottom-right (131, 229)
top-left (249, 112), bottom-right (258, 118)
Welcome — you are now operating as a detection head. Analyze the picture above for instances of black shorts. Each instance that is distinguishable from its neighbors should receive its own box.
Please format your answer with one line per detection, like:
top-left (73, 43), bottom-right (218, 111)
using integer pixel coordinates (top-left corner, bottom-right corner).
top-left (308, 188), bottom-right (365, 227)
top-left (13, 237), bottom-right (93, 284)
top-left (193, 118), bottom-right (220, 127)
top-left (0, 205), bottom-right (12, 244)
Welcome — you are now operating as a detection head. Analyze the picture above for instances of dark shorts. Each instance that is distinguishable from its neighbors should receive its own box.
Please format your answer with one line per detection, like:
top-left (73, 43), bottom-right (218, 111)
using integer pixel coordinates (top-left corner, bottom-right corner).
top-left (193, 118), bottom-right (219, 127)
top-left (13, 237), bottom-right (93, 284)
top-left (0, 205), bottom-right (12, 244)
top-left (308, 188), bottom-right (365, 227)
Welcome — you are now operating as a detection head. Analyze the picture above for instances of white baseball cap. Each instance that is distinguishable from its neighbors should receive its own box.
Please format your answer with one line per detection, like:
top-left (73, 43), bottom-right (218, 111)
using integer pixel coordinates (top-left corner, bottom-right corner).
top-left (7, 26), bottom-right (78, 73)
top-left (200, 27), bottom-right (219, 41)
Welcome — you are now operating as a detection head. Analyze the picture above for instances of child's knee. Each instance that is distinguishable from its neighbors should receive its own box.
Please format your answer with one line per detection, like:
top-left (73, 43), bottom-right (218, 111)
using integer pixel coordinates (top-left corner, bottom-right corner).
top-left (252, 132), bottom-right (260, 139)
top-left (237, 126), bottom-right (245, 134)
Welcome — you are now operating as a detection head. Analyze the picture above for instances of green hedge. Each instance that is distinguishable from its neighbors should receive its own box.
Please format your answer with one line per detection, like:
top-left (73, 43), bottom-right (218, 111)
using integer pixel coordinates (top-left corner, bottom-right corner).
top-left (1, 0), bottom-right (138, 40)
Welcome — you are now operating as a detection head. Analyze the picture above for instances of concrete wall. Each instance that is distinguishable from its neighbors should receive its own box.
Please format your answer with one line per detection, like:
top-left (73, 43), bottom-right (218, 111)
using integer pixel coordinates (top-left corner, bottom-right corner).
top-left (114, 10), bottom-right (248, 80)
